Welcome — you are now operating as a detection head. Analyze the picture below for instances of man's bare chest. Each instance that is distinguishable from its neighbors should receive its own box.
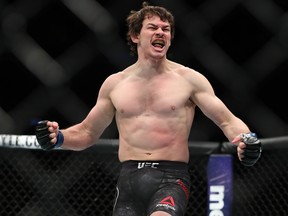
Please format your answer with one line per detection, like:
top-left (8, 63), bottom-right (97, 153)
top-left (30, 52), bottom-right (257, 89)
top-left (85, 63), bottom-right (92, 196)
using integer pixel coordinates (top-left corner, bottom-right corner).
top-left (111, 78), bottom-right (192, 116)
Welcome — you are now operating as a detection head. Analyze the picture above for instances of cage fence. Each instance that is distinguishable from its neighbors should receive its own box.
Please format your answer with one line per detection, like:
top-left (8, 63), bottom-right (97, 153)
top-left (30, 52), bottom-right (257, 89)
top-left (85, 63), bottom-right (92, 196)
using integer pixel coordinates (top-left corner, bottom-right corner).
top-left (0, 137), bottom-right (287, 216)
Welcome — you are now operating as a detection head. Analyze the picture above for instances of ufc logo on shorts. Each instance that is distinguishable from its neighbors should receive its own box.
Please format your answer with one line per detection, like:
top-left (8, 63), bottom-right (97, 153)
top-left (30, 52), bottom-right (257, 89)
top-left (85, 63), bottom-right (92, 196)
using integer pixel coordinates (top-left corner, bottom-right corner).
top-left (137, 162), bottom-right (159, 169)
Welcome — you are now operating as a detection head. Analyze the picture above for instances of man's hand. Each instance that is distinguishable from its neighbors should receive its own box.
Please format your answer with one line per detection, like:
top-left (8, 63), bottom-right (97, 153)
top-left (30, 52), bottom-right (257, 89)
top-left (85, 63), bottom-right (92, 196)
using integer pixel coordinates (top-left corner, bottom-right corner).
top-left (232, 133), bottom-right (262, 166)
top-left (35, 120), bottom-right (62, 150)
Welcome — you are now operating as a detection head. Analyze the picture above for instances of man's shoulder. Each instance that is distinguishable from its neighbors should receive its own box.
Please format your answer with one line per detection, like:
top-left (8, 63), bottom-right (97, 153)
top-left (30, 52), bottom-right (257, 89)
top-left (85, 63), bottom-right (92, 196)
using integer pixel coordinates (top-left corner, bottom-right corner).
top-left (101, 72), bottom-right (124, 89)
top-left (172, 63), bottom-right (200, 77)
top-left (168, 60), bottom-right (196, 72)
top-left (170, 63), bottom-right (210, 87)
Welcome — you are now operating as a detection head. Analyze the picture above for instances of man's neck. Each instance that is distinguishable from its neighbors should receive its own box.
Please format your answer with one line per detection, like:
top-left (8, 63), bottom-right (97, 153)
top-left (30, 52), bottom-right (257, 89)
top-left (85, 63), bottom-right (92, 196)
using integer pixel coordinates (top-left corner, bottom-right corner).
top-left (135, 58), bottom-right (169, 76)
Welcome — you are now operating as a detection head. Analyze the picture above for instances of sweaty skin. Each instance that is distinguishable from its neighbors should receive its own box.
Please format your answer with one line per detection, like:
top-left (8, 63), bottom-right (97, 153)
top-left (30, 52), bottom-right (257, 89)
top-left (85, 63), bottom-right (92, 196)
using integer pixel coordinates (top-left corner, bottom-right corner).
top-left (46, 16), bottom-right (249, 163)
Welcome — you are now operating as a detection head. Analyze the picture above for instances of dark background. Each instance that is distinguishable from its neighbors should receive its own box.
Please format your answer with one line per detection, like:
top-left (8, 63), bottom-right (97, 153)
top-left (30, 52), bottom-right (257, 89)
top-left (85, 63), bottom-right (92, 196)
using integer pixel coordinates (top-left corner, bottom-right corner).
top-left (0, 0), bottom-right (288, 142)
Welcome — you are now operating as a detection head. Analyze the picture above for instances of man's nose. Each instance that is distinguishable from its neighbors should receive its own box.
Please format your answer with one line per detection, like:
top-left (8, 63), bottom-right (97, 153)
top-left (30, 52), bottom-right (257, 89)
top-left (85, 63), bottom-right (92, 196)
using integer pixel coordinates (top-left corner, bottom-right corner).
top-left (155, 28), bottom-right (164, 36)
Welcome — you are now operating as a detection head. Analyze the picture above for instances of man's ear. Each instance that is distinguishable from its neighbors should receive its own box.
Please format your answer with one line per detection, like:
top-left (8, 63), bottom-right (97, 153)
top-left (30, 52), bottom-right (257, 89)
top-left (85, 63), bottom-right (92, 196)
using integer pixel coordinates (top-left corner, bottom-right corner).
top-left (131, 34), bottom-right (139, 43)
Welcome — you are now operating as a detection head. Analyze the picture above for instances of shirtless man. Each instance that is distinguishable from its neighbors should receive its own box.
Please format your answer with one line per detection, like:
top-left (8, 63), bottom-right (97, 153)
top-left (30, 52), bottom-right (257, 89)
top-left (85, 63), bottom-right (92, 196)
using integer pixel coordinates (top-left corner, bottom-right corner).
top-left (35, 2), bottom-right (262, 216)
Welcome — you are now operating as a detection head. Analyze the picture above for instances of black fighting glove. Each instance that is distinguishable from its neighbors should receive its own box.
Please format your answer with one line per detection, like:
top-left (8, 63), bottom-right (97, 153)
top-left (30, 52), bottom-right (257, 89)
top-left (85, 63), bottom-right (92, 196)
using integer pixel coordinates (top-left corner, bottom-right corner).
top-left (240, 133), bottom-right (262, 166)
top-left (35, 120), bottom-right (64, 150)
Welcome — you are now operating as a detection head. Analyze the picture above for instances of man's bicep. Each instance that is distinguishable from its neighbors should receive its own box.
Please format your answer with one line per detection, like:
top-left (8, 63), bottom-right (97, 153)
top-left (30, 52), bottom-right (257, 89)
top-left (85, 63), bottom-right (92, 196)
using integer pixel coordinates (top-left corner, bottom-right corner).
top-left (88, 97), bottom-right (115, 126)
top-left (87, 76), bottom-right (117, 126)
top-left (196, 93), bottom-right (231, 126)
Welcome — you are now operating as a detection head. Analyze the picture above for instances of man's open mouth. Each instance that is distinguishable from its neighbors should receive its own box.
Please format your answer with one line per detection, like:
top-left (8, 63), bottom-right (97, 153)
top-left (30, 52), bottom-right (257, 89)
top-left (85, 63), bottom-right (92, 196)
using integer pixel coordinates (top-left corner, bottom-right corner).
top-left (152, 39), bottom-right (165, 48)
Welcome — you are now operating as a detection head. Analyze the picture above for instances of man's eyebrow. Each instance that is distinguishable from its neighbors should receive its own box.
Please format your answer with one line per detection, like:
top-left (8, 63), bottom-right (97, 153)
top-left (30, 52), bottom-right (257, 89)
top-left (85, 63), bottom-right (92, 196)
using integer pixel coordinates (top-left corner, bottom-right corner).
top-left (147, 23), bottom-right (170, 28)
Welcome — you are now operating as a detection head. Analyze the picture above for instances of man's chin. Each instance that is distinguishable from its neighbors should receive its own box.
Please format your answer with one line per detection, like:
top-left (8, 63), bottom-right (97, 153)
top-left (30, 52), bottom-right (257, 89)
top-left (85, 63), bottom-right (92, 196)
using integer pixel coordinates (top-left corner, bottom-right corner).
top-left (151, 50), bottom-right (166, 59)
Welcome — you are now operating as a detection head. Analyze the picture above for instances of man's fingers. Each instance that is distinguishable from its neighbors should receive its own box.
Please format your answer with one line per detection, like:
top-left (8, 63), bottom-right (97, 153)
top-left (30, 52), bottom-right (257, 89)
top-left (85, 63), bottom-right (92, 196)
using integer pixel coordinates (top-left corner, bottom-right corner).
top-left (51, 121), bottom-right (59, 129)
top-left (47, 121), bottom-right (59, 133)
top-left (238, 142), bottom-right (246, 149)
top-left (232, 135), bottom-right (242, 144)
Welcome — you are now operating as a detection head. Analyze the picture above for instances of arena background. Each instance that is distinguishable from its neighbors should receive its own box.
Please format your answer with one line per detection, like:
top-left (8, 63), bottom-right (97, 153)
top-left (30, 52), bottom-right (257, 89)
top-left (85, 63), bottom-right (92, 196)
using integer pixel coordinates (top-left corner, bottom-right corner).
top-left (1, 0), bottom-right (288, 216)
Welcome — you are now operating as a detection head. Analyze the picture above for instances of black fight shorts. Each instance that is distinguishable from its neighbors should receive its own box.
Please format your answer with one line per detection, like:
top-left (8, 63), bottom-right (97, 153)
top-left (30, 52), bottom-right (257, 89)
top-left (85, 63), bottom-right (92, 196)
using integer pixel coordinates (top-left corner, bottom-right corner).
top-left (113, 160), bottom-right (191, 216)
